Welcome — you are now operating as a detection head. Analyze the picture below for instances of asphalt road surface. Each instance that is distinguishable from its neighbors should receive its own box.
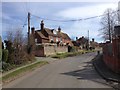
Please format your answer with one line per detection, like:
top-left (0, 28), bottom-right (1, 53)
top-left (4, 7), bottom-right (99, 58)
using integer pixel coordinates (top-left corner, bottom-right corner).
top-left (3, 52), bottom-right (112, 88)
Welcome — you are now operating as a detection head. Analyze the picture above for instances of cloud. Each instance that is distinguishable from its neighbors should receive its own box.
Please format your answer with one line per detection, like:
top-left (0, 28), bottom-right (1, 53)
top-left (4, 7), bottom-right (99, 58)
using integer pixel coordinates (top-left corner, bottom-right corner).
top-left (56, 3), bottom-right (117, 19)
top-left (55, 3), bottom-right (118, 42)
top-left (1, 2), bottom-right (118, 43)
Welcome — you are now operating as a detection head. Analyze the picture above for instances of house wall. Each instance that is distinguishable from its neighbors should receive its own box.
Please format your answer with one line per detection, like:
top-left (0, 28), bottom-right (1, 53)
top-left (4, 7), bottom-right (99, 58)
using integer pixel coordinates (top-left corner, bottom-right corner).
top-left (35, 32), bottom-right (42, 43)
top-left (41, 39), bottom-right (49, 43)
top-left (53, 36), bottom-right (56, 42)
top-left (35, 32), bottom-right (49, 43)
top-left (34, 46), bottom-right (45, 57)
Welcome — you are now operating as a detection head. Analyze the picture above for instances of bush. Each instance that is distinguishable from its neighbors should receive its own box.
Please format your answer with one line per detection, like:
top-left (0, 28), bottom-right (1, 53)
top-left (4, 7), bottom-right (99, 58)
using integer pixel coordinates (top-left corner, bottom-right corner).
top-left (0, 48), bottom-right (2, 61)
top-left (68, 46), bottom-right (78, 52)
top-left (2, 49), bottom-right (8, 62)
top-left (2, 62), bottom-right (15, 71)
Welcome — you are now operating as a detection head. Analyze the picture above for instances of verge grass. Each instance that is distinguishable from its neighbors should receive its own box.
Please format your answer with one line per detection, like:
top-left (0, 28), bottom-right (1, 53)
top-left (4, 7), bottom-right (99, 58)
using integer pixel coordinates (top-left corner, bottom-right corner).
top-left (52, 50), bottom-right (95, 59)
top-left (2, 61), bottom-right (48, 84)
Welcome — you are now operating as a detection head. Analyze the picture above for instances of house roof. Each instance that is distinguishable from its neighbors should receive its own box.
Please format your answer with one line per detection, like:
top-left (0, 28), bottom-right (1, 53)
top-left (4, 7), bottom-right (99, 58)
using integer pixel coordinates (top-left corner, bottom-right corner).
top-left (60, 33), bottom-right (71, 40)
top-left (36, 31), bottom-right (49, 39)
top-left (44, 28), bottom-right (54, 36)
top-left (44, 28), bottom-right (71, 40)
top-left (35, 28), bottom-right (71, 40)
top-left (77, 37), bottom-right (88, 43)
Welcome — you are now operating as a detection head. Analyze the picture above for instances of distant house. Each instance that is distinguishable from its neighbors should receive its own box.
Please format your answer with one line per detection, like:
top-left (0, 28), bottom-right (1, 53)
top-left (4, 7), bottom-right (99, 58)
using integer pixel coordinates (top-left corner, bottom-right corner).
top-left (31, 20), bottom-right (72, 46)
top-left (72, 37), bottom-right (99, 50)
top-left (89, 38), bottom-right (99, 49)
top-left (73, 36), bottom-right (88, 49)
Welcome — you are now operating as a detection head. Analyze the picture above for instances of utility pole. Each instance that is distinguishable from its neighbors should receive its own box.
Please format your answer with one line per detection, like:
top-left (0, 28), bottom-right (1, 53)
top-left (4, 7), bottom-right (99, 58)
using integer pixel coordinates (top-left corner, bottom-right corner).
top-left (88, 30), bottom-right (89, 50)
top-left (107, 10), bottom-right (111, 42)
top-left (28, 12), bottom-right (30, 53)
top-left (118, 1), bottom-right (120, 25)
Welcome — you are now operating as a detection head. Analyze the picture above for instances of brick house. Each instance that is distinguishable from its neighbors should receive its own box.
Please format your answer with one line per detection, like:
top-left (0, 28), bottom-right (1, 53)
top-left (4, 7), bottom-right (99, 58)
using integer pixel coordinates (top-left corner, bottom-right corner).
top-left (74, 36), bottom-right (88, 49)
top-left (30, 20), bottom-right (73, 57)
top-left (31, 20), bottom-right (72, 46)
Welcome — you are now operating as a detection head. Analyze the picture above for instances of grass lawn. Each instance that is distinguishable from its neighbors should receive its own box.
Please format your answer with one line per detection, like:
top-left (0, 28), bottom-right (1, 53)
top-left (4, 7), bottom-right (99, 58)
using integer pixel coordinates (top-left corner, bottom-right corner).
top-left (52, 50), bottom-right (95, 59)
top-left (2, 61), bottom-right (48, 84)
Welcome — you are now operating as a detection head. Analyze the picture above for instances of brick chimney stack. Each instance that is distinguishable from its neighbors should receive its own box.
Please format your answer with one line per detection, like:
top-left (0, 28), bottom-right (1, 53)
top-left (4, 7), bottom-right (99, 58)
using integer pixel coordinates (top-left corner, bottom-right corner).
top-left (58, 26), bottom-right (61, 32)
top-left (31, 27), bottom-right (35, 34)
top-left (92, 38), bottom-right (94, 42)
top-left (41, 20), bottom-right (44, 30)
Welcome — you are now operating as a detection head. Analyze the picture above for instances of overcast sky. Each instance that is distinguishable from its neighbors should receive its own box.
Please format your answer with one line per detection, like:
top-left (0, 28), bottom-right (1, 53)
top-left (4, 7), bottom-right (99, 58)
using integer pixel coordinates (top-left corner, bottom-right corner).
top-left (1, 1), bottom-right (119, 42)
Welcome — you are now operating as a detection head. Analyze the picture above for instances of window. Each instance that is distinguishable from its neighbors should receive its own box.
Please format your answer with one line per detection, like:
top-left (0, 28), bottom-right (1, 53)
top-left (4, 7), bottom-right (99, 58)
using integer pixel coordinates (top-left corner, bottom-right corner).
top-left (56, 37), bottom-right (58, 42)
top-left (60, 37), bottom-right (62, 42)
top-left (50, 36), bottom-right (53, 41)
top-left (35, 38), bottom-right (37, 43)
top-left (53, 30), bottom-right (57, 34)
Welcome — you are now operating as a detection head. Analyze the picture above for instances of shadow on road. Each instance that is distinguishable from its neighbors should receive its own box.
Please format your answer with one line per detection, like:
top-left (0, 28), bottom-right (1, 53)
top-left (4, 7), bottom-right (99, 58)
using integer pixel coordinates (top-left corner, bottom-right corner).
top-left (61, 61), bottom-right (110, 87)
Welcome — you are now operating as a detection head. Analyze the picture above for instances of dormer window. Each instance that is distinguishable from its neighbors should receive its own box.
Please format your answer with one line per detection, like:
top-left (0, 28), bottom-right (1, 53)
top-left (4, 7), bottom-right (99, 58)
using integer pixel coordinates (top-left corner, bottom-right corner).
top-left (53, 30), bottom-right (57, 34)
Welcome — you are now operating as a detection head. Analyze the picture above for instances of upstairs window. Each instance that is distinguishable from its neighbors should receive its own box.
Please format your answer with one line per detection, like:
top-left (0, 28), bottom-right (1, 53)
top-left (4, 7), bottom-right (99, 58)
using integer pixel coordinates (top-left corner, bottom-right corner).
top-left (35, 38), bottom-right (37, 43)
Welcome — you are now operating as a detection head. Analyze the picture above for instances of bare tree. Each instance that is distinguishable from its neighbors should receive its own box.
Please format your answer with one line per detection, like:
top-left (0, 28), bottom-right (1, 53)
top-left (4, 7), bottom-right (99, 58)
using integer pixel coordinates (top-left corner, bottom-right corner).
top-left (100, 8), bottom-right (117, 42)
top-left (5, 27), bottom-right (32, 65)
top-left (6, 31), bottom-right (14, 42)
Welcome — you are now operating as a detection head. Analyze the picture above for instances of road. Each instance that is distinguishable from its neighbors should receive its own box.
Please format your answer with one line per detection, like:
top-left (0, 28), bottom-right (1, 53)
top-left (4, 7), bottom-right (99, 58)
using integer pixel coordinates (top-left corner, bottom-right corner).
top-left (3, 52), bottom-right (112, 88)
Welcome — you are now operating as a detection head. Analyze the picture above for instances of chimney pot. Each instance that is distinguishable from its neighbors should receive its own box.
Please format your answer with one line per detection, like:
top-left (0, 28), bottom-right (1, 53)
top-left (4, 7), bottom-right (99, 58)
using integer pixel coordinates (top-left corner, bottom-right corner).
top-left (41, 20), bottom-right (44, 30)
top-left (58, 26), bottom-right (61, 32)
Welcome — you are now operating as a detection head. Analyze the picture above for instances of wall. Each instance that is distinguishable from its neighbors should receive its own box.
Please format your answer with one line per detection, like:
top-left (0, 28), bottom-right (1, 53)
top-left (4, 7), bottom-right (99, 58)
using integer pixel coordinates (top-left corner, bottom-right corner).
top-left (34, 45), bottom-right (45, 57)
top-left (44, 45), bottom-right (68, 56)
top-left (35, 44), bottom-right (68, 57)
top-left (103, 37), bottom-right (120, 74)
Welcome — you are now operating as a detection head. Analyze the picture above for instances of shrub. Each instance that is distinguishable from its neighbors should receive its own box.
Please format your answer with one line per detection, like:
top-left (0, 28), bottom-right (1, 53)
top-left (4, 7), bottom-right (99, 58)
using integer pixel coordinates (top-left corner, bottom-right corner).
top-left (2, 49), bottom-right (8, 62)
top-left (2, 62), bottom-right (15, 71)
top-left (68, 46), bottom-right (79, 52)
top-left (0, 48), bottom-right (2, 61)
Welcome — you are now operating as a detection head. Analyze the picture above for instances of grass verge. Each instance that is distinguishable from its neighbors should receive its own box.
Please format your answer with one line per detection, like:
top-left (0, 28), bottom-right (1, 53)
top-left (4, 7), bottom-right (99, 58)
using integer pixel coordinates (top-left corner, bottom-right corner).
top-left (52, 50), bottom-right (95, 59)
top-left (2, 61), bottom-right (48, 84)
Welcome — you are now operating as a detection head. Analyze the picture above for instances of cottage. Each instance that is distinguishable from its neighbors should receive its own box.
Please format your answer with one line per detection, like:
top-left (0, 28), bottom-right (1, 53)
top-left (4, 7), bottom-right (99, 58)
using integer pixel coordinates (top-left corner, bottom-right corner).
top-left (30, 20), bottom-right (73, 57)
top-left (31, 20), bottom-right (72, 46)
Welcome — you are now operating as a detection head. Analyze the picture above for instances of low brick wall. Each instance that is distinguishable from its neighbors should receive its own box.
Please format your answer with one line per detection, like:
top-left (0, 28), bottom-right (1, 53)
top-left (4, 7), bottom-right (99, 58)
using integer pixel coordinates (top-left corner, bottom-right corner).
top-left (35, 45), bottom-right (68, 57)
top-left (44, 45), bottom-right (68, 56)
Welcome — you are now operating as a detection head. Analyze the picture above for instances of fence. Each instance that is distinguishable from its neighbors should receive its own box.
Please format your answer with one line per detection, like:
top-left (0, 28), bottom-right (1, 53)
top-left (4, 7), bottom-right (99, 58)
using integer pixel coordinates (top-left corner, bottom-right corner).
top-left (103, 37), bottom-right (120, 74)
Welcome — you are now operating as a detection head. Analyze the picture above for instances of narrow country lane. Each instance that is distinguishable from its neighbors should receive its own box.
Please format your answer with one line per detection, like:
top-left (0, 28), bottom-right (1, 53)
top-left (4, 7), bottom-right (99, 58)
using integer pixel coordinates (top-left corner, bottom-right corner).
top-left (3, 52), bottom-right (112, 88)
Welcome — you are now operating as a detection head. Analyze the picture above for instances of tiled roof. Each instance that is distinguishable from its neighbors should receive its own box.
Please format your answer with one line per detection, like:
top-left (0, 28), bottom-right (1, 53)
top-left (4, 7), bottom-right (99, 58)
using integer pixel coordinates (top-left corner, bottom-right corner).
top-left (36, 28), bottom-right (71, 40)
top-left (36, 31), bottom-right (49, 39)
top-left (60, 33), bottom-right (71, 40)
top-left (44, 28), bottom-right (54, 36)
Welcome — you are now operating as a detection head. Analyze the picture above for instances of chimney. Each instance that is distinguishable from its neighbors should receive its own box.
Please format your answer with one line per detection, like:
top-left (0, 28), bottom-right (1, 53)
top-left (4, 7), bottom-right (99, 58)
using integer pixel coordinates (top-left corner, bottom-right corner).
top-left (51, 29), bottom-right (54, 33)
top-left (92, 38), bottom-right (94, 42)
top-left (76, 37), bottom-right (78, 40)
top-left (114, 25), bottom-right (120, 37)
top-left (41, 20), bottom-right (44, 30)
top-left (31, 27), bottom-right (35, 34)
top-left (58, 26), bottom-right (61, 32)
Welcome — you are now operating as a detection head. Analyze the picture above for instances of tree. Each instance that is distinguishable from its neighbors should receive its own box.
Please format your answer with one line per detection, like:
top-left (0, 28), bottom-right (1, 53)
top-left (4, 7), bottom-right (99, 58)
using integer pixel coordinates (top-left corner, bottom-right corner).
top-left (100, 8), bottom-right (117, 42)
top-left (4, 40), bottom-right (14, 64)
top-left (4, 28), bottom-right (32, 65)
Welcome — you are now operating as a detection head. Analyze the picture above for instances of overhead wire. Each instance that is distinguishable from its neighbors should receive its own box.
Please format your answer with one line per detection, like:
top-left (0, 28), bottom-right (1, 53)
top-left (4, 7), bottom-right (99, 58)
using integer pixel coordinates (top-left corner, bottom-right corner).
top-left (30, 10), bottom-right (119, 23)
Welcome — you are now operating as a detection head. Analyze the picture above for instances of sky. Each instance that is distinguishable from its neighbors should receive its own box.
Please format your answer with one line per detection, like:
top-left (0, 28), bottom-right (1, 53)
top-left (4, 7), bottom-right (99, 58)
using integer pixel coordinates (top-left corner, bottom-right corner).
top-left (1, 1), bottom-right (119, 43)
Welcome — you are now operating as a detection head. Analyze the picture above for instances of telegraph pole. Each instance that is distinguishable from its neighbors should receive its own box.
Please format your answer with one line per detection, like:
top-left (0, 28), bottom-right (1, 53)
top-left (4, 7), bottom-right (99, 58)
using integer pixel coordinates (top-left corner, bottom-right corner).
top-left (118, 1), bottom-right (120, 25)
top-left (88, 30), bottom-right (89, 50)
top-left (28, 12), bottom-right (30, 53)
top-left (107, 10), bottom-right (111, 42)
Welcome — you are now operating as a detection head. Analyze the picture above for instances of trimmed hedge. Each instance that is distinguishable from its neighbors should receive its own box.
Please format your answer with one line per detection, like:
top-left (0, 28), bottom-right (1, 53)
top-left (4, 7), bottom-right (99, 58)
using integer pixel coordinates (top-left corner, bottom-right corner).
top-left (2, 49), bottom-right (8, 62)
